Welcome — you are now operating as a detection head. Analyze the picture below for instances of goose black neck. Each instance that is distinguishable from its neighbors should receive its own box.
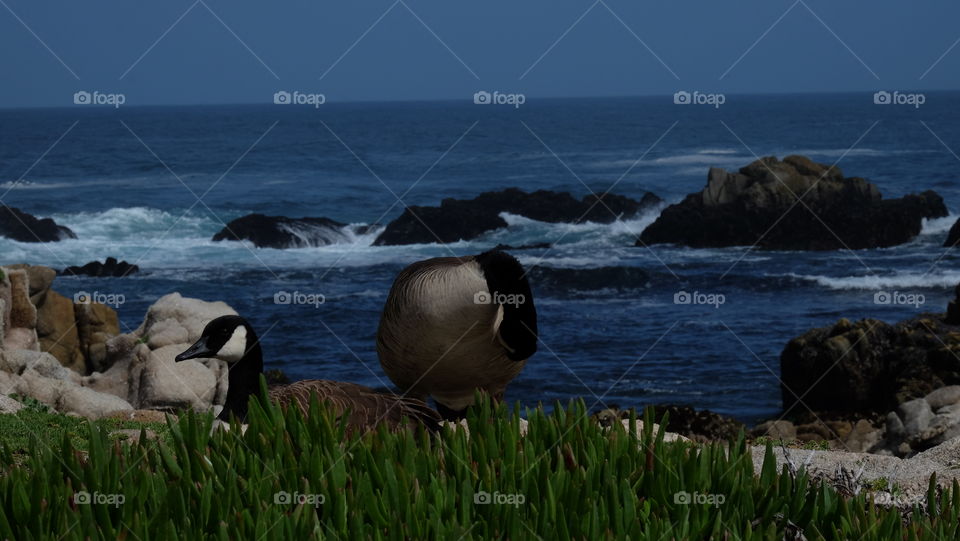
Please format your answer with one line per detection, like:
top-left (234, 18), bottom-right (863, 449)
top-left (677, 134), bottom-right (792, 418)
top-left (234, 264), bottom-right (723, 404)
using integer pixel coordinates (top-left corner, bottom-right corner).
top-left (475, 250), bottom-right (538, 360)
top-left (219, 325), bottom-right (264, 422)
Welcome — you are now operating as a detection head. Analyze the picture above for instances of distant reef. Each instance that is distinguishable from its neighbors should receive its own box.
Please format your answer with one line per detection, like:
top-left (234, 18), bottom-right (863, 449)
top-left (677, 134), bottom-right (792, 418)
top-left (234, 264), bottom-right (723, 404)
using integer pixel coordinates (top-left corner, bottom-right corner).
top-left (374, 188), bottom-right (662, 246)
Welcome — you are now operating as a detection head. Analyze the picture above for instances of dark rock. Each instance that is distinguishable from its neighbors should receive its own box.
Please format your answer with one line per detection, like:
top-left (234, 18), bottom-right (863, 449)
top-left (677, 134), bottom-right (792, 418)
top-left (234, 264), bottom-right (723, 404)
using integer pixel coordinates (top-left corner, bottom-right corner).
top-left (945, 218), bottom-right (960, 248)
top-left (645, 404), bottom-right (745, 442)
top-left (0, 206), bottom-right (76, 242)
top-left (374, 188), bottom-right (662, 246)
top-left (61, 257), bottom-right (139, 277)
top-left (946, 284), bottom-right (960, 325)
top-left (639, 155), bottom-right (947, 250)
top-left (780, 313), bottom-right (960, 417)
top-left (592, 404), bottom-right (738, 438)
top-left (212, 213), bottom-right (374, 249)
top-left (264, 368), bottom-right (291, 385)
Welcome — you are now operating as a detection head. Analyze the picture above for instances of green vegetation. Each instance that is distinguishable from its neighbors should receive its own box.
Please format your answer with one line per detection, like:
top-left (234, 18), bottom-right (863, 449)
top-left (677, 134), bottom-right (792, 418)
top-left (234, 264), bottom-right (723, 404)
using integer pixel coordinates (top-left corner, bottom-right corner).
top-left (1, 388), bottom-right (959, 539)
top-left (0, 399), bottom-right (171, 466)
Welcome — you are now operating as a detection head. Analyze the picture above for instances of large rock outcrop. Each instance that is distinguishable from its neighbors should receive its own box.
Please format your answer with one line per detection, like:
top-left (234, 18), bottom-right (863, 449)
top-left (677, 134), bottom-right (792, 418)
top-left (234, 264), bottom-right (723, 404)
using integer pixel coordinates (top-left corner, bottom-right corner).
top-left (780, 312), bottom-right (960, 417)
top-left (1, 286), bottom-right (235, 418)
top-left (0, 206), bottom-right (76, 242)
top-left (212, 213), bottom-right (374, 248)
top-left (374, 188), bottom-right (663, 246)
top-left (639, 155), bottom-right (947, 250)
top-left (83, 293), bottom-right (234, 412)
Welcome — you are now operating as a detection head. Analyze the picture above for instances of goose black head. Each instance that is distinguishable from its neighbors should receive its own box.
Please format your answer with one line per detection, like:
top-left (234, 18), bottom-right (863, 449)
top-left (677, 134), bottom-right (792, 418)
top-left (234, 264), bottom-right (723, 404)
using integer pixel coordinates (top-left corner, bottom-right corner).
top-left (176, 315), bottom-right (256, 364)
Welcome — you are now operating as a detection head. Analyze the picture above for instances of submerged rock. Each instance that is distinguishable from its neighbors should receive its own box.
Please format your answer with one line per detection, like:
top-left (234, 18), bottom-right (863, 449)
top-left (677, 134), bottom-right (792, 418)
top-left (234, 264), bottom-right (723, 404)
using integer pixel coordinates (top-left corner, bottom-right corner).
top-left (212, 213), bottom-right (374, 248)
top-left (0, 206), bottom-right (76, 242)
top-left (61, 257), bottom-right (139, 277)
top-left (374, 188), bottom-right (662, 246)
top-left (639, 155), bottom-right (947, 250)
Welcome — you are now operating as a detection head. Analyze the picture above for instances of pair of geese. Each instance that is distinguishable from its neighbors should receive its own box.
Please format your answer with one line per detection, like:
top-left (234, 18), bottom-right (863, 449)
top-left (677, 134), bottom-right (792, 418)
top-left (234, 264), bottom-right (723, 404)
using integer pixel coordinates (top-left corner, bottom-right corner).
top-left (175, 250), bottom-right (538, 432)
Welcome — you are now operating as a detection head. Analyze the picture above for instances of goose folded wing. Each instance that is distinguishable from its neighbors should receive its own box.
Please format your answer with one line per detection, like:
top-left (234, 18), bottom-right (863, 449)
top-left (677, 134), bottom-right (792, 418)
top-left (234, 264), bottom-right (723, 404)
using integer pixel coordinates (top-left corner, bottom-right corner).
top-left (268, 380), bottom-right (441, 431)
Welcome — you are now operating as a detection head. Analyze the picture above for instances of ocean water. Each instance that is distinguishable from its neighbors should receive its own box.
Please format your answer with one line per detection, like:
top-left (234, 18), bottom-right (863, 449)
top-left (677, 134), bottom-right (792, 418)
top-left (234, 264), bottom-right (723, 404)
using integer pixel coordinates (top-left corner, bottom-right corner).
top-left (2, 93), bottom-right (959, 423)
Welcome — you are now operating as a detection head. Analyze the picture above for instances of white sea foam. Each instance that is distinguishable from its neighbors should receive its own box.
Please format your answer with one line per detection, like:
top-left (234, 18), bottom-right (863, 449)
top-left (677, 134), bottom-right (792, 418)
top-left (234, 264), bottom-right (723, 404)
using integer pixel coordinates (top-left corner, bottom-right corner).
top-left (788, 271), bottom-right (960, 290)
top-left (921, 215), bottom-right (957, 235)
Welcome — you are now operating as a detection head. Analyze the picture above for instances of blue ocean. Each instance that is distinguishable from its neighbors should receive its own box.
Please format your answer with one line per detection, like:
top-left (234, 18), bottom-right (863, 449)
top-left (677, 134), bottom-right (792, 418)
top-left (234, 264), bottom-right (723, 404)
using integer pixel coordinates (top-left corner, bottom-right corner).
top-left (2, 92), bottom-right (958, 423)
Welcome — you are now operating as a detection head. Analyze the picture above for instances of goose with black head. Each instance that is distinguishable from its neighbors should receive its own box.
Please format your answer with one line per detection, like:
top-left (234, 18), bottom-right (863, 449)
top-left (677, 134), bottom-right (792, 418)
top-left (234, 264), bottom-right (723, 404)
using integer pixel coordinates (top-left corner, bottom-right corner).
top-left (176, 315), bottom-right (441, 432)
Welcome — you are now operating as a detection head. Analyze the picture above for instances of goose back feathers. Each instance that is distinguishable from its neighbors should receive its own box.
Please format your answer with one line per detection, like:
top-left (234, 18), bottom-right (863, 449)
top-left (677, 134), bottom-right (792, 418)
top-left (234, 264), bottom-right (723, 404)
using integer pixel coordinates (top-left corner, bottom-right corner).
top-left (377, 250), bottom-right (538, 415)
top-left (176, 315), bottom-right (441, 432)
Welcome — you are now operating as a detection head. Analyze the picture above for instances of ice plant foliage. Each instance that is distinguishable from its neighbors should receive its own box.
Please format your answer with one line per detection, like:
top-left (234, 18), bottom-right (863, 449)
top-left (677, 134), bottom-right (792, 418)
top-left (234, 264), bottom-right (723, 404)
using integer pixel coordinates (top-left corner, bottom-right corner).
top-left (0, 383), bottom-right (958, 539)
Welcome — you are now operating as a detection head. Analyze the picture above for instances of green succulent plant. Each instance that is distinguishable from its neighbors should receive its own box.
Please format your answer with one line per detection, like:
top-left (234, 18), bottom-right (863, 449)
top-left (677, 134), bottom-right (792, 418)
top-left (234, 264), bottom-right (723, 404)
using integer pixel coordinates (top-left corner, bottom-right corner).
top-left (0, 381), bottom-right (957, 540)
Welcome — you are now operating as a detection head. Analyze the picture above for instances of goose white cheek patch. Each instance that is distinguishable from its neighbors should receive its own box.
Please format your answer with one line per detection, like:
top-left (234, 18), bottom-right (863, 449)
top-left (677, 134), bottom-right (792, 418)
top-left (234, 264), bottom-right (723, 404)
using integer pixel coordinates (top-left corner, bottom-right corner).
top-left (217, 326), bottom-right (247, 363)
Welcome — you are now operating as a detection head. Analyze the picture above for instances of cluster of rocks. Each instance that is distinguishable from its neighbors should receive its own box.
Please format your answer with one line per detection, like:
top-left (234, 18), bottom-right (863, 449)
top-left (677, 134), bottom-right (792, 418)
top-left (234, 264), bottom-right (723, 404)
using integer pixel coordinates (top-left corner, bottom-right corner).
top-left (639, 155), bottom-right (947, 250)
top-left (212, 189), bottom-right (663, 249)
top-left (0, 206), bottom-right (75, 242)
top-left (0, 264), bottom-right (233, 419)
top-left (373, 188), bottom-right (662, 246)
top-left (61, 257), bottom-right (139, 277)
top-left (743, 287), bottom-right (960, 457)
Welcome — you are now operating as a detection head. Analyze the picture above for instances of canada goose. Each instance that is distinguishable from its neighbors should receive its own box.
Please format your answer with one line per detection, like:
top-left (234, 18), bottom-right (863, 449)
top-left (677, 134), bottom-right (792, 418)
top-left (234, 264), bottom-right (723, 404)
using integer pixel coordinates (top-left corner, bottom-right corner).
top-left (175, 315), bottom-right (441, 432)
top-left (377, 250), bottom-right (538, 419)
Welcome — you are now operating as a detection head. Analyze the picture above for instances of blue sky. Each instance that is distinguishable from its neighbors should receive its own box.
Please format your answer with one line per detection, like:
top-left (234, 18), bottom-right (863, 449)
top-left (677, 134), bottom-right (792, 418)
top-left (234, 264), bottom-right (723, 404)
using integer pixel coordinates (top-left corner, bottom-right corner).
top-left (1, 0), bottom-right (958, 107)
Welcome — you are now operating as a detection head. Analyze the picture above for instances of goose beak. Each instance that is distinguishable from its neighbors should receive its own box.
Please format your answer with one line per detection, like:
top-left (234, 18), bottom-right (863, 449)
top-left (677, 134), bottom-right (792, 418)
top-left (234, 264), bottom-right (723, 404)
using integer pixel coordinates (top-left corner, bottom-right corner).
top-left (176, 338), bottom-right (213, 362)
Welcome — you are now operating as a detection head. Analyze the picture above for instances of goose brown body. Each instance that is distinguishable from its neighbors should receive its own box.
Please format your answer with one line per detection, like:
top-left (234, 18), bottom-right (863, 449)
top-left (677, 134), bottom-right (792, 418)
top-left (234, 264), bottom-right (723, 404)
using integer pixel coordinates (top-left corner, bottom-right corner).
top-left (267, 380), bottom-right (441, 432)
top-left (176, 315), bottom-right (440, 432)
top-left (377, 250), bottom-right (538, 415)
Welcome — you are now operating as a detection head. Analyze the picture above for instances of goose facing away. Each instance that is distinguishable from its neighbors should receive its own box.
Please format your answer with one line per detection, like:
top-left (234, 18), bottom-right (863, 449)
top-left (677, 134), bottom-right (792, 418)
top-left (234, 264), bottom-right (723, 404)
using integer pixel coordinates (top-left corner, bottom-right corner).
top-left (377, 250), bottom-right (538, 419)
top-left (175, 315), bottom-right (441, 432)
